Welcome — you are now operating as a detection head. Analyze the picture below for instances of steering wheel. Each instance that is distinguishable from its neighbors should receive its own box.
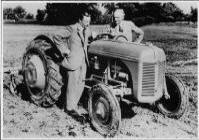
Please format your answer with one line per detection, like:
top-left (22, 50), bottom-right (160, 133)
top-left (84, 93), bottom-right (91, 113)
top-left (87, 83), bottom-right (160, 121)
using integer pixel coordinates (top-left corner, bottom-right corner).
top-left (95, 33), bottom-right (114, 40)
top-left (113, 35), bottom-right (128, 41)
top-left (93, 33), bottom-right (128, 42)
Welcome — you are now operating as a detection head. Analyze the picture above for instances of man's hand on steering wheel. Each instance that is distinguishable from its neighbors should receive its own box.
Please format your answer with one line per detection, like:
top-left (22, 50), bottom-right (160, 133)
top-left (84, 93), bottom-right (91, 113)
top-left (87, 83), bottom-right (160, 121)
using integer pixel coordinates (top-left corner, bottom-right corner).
top-left (97, 33), bottom-right (114, 40)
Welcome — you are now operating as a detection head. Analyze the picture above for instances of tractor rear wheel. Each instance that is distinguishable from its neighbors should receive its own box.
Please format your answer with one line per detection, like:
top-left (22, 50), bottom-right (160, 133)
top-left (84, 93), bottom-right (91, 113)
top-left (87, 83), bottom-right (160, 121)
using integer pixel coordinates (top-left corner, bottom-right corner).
top-left (88, 84), bottom-right (121, 137)
top-left (22, 39), bottom-right (63, 107)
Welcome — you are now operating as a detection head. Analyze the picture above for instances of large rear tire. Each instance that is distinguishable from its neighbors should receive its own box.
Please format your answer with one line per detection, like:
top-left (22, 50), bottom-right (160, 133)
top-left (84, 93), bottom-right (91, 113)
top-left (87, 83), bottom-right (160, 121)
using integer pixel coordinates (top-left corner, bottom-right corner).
top-left (157, 74), bottom-right (188, 119)
top-left (88, 84), bottom-right (121, 137)
top-left (22, 39), bottom-right (63, 107)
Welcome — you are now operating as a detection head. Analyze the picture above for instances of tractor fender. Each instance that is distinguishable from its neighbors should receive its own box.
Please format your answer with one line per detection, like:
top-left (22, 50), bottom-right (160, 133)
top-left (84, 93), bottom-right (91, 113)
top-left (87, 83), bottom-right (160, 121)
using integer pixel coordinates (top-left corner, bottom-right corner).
top-left (34, 34), bottom-right (56, 47)
top-left (34, 33), bottom-right (71, 57)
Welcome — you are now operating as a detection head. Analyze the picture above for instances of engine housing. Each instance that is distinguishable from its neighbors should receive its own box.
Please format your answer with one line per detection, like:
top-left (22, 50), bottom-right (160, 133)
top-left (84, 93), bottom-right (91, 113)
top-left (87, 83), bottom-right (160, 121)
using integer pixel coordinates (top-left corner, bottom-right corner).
top-left (88, 40), bottom-right (166, 103)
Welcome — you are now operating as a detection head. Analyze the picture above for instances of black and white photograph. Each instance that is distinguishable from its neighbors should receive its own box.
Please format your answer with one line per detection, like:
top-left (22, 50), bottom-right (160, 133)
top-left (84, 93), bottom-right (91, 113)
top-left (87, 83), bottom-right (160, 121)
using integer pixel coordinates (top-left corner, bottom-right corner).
top-left (1, 0), bottom-right (198, 139)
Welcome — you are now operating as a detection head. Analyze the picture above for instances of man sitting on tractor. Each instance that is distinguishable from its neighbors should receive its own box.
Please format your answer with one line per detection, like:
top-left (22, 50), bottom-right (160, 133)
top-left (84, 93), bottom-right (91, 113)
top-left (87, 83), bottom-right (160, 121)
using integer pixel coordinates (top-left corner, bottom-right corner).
top-left (110, 9), bottom-right (144, 43)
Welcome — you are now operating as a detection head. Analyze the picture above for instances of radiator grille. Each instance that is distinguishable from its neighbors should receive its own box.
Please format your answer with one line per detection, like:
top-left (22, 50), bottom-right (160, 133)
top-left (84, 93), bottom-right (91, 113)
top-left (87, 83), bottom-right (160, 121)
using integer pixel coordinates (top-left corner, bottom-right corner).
top-left (142, 63), bottom-right (155, 96)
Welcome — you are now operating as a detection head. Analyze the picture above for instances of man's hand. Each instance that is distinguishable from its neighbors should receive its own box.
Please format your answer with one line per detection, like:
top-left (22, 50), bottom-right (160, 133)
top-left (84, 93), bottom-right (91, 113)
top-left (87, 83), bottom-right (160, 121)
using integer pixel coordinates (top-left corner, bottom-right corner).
top-left (91, 31), bottom-right (98, 39)
top-left (110, 30), bottom-right (117, 36)
top-left (53, 34), bottom-right (71, 58)
top-left (61, 47), bottom-right (71, 57)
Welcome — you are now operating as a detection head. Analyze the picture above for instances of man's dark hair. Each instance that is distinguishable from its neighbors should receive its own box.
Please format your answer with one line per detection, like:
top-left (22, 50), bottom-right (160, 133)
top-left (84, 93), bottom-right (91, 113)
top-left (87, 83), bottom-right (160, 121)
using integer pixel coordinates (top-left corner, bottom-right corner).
top-left (79, 10), bottom-right (91, 20)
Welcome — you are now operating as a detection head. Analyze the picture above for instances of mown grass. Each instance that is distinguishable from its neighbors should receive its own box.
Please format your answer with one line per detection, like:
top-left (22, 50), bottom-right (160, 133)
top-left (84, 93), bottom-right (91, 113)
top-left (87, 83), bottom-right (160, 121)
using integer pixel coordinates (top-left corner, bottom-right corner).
top-left (142, 24), bottom-right (197, 63)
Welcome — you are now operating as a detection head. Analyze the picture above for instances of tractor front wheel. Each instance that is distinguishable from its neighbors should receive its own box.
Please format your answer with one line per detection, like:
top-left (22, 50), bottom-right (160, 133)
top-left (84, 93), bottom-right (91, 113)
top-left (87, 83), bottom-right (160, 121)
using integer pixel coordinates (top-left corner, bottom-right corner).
top-left (157, 74), bottom-right (188, 119)
top-left (88, 84), bottom-right (121, 137)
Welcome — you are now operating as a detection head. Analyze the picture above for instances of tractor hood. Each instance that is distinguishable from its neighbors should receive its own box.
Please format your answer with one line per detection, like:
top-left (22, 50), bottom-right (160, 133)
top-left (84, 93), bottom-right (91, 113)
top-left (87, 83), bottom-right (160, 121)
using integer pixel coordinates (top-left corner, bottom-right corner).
top-left (89, 40), bottom-right (166, 63)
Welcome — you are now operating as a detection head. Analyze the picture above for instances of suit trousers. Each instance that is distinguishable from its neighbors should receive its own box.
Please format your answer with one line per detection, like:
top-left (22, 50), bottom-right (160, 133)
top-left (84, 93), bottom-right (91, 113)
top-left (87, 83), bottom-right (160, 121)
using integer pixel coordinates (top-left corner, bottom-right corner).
top-left (65, 58), bottom-right (87, 110)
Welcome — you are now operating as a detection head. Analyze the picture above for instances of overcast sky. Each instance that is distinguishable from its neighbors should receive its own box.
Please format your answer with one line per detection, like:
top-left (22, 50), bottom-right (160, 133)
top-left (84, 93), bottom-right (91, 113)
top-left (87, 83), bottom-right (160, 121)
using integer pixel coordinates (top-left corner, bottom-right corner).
top-left (3, 1), bottom-right (198, 16)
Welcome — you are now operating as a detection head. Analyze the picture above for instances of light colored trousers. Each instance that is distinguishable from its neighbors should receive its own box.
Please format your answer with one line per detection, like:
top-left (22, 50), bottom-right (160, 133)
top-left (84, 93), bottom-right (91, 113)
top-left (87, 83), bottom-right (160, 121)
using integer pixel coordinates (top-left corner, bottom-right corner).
top-left (65, 58), bottom-right (87, 110)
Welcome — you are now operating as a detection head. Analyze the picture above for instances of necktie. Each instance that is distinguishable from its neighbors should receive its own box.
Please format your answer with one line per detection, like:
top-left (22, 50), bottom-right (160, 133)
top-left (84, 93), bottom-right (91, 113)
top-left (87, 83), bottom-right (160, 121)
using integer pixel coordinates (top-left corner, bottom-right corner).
top-left (83, 28), bottom-right (86, 41)
top-left (82, 28), bottom-right (89, 66)
top-left (119, 25), bottom-right (123, 32)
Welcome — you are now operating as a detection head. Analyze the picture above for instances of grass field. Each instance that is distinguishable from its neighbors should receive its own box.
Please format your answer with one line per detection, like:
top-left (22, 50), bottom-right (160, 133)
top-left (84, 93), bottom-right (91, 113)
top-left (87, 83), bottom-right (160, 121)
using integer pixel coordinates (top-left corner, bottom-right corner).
top-left (142, 24), bottom-right (197, 63)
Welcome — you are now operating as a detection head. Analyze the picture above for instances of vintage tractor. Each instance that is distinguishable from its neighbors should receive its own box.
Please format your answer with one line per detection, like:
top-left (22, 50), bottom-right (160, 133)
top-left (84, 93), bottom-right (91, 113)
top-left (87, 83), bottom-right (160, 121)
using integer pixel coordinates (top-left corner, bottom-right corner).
top-left (20, 33), bottom-right (188, 137)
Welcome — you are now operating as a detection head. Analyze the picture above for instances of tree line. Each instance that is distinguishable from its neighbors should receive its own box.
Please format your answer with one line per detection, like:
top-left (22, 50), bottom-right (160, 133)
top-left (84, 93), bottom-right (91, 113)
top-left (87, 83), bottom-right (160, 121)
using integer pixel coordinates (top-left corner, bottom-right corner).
top-left (3, 6), bottom-right (34, 21)
top-left (3, 3), bottom-right (197, 26)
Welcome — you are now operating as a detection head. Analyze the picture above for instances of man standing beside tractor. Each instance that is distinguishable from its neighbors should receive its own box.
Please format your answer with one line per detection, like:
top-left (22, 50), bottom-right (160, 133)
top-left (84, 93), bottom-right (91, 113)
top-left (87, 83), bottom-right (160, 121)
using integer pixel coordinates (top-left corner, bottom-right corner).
top-left (58, 10), bottom-right (93, 123)
top-left (110, 9), bottom-right (144, 43)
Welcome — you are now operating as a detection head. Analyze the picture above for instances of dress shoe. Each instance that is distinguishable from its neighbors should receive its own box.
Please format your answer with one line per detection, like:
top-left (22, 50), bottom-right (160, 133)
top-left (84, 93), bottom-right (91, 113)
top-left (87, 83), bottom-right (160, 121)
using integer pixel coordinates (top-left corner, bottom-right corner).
top-left (77, 106), bottom-right (87, 114)
top-left (65, 109), bottom-right (86, 124)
